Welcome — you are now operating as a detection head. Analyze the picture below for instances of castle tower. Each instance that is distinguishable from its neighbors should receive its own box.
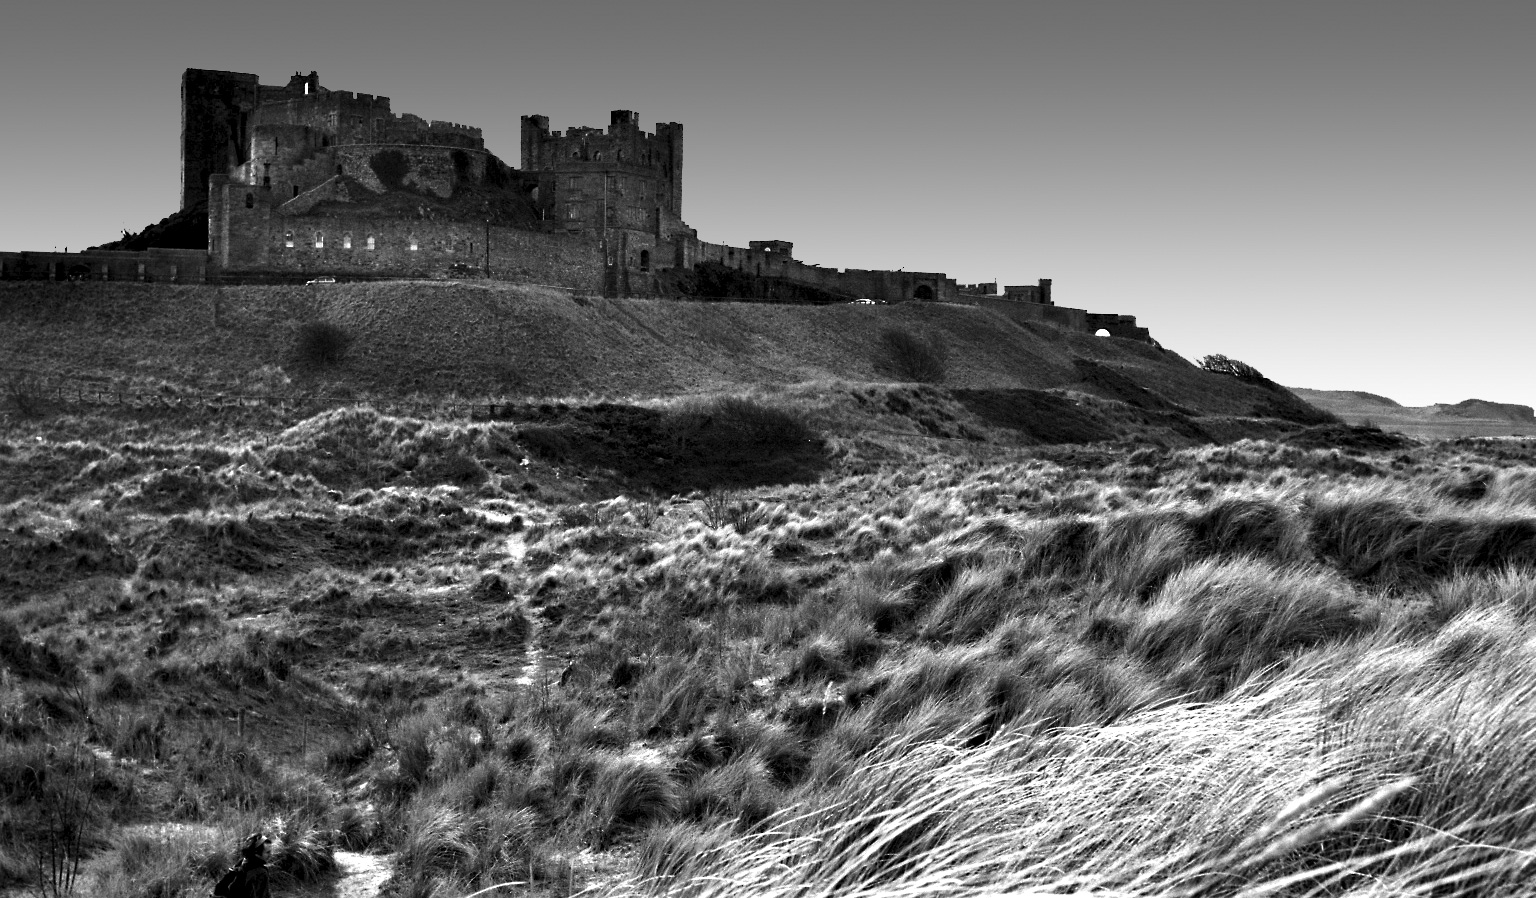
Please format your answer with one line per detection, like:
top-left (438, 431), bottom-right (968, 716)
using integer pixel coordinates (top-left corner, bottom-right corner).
top-left (519, 112), bottom-right (685, 237)
top-left (181, 68), bottom-right (260, 210)
top-left (656, 122), bottom-right (683, 218)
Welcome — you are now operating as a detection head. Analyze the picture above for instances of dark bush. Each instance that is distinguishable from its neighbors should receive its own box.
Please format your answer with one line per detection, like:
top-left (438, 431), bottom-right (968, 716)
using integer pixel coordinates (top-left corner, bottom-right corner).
top-left (1198, 354), bottom-right (1270, 385)
top-left (5, 373), bottom-right (50, 419)
top-left (293, 321), bottom-right (353, 366)
top-left (877, 328), bottom-right (947, 384)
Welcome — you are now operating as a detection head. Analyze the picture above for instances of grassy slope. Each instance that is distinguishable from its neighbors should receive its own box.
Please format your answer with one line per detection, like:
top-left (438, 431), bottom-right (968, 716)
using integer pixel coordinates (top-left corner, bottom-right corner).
top-left (1, 282), bottom-right (1308, 427)
top-left (6, 402), bottom-right (1536, 896)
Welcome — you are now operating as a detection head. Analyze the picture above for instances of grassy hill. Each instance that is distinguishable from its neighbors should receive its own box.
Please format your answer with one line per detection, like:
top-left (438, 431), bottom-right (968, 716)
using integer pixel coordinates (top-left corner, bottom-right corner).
top-left (1, 281), bottom-right (1327, 445)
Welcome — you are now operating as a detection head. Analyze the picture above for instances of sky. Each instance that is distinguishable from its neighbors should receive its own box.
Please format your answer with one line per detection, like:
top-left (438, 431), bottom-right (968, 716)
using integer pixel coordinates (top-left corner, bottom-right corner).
top-left (2, 0), bottom-right (1532, 407)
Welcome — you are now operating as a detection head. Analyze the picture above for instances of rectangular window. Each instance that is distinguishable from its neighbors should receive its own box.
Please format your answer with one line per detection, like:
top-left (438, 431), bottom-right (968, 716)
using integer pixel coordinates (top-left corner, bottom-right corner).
top-left (314, 233), bottom-right (324, 249)
top-left (366, 236), bottom-right (375, 250)
top-left (409, 238), bottom-right (418, 251)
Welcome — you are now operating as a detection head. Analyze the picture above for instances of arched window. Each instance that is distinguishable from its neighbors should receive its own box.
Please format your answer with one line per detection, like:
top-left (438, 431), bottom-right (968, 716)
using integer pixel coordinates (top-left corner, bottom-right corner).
top-left (617, 150), bottom-right (625, 161)
top-left (314, 232), bottom-right (324, 249)
top-left (409, 236), bottom-right (418, 251)
top-left (594, 151), bottom-right (603, 161)
top-left (343, 233), bottom-right (352, 250)
top-left (284, 231), bottom-right (294, 248)
top-left (366, 236), bottom-right (375, 250)
top-left (913, 285), bottom-right (935, 301)
top-left (336, 164), bottom-right (344, 175)
top-left (1094, 328), bottom-right (1112, 337)
top-left (244, 193), bottom-right (254, 209)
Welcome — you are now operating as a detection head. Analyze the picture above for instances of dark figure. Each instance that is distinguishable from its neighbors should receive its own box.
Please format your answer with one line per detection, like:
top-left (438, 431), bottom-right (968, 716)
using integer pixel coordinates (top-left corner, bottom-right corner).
top-left (213, 833), bottom-right (272, 898)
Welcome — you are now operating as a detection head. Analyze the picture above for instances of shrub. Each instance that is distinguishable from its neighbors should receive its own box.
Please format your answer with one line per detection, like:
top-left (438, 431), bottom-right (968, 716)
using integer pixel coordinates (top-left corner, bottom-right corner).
top-left (1199, 353), bottom-right (1271, 385)
top-left (585, 757), bottom-right (680, 847)
top-left (632, 822), bottom-right (734, 883)
top-left (877, 328), bottom-right (947, 384)
top-left (5, 373), bottom-right (49, 419)
top-left (293, 321), bottom-right (353, 366)
top-left (669, 396), bottom-right (817, 460)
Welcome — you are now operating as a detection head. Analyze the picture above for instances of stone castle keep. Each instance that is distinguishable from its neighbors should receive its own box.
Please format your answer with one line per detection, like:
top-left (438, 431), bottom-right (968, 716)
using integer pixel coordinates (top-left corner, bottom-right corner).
top-left (1, 68), bottom-right (1151, 341)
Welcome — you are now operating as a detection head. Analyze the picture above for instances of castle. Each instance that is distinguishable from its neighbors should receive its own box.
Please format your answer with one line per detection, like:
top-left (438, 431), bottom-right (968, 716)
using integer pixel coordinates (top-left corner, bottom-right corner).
top-left (0, 68), bottom-right (1152, 341)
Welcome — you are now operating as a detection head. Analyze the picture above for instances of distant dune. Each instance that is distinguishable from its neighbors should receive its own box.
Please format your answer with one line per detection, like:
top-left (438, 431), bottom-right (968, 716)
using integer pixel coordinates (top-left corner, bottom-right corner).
top-left (1430, 399), bottom-right (1536, 424)
top-left (1292, 387), bottom-right (1536, 439)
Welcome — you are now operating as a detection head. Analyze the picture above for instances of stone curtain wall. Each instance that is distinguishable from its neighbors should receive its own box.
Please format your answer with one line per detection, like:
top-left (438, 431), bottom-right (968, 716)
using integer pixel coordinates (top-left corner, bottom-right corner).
top-left (687, 238), bottom-right (957, 303)
top-left (972, 295), bottom-right (1090, 331)
top-left (1, 249), bottom-right (208, 283)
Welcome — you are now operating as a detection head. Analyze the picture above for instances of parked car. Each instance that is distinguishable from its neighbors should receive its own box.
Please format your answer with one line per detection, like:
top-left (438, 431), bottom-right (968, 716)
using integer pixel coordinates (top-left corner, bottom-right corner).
top-left (849, 298), bottom-right (876, 305)
top-left (306, 276), bottom-right (336, 285)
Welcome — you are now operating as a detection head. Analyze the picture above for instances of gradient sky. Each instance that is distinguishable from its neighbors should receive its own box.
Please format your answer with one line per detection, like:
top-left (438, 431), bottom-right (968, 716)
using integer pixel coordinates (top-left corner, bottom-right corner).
top-left (3, 1), bottom-right (1531, 407)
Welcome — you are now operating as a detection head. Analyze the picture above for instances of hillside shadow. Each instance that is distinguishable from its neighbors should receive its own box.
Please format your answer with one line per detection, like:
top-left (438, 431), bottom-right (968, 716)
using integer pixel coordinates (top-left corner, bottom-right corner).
top-left (507, 400), bottom-right (831, 494)
top-left (951, 388), bottom-right (1114, 444)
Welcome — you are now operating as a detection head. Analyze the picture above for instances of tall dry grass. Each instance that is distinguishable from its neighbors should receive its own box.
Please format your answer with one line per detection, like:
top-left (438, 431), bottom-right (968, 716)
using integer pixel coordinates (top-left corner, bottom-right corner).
top-left (607, 604), bottom-right (1536, 897)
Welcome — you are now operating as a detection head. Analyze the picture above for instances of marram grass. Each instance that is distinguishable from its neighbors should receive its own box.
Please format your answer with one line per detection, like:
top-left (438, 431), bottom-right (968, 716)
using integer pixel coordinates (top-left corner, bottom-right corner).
top-left (606, 617), bottom-right (1536, 898)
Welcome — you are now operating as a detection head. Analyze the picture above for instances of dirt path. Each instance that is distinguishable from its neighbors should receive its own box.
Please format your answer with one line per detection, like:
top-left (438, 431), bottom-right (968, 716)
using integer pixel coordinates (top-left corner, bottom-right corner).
top-left (333, 850), bottom-right (393, 898)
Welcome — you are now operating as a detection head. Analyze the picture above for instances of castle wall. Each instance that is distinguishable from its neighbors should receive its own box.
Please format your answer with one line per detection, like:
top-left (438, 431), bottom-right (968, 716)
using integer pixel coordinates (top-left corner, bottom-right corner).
top-left (334, 145), bottom-right (491, 198)
top-left (210, 177), bottom-right (607, 289)
top-left (1086, 313), bottom-right (1153, 342)
top-left (685, 237), bottom-right (957, 302)
top-left (972, 295), bottom-right (1089, 331)
top-left (970, 296), bottom-right (1155, 343)
top-left (1, 249), bottom-right (207, 283)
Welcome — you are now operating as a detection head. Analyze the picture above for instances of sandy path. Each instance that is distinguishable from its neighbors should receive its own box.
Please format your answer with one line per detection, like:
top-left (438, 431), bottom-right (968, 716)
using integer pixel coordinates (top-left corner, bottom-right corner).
top-left (333, 850), bottom-right (393, 898)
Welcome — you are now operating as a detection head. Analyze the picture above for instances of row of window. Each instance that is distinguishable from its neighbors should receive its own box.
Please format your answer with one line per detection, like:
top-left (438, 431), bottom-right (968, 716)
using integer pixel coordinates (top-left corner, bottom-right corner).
top-left (273, 230), bottom-right (651, 270)
top-left (566, 149), bottom-right (653, 164)
top-left (558, 175), bottom-right (654, 198)
top-left (282, 232), bottom-right (413, 251)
